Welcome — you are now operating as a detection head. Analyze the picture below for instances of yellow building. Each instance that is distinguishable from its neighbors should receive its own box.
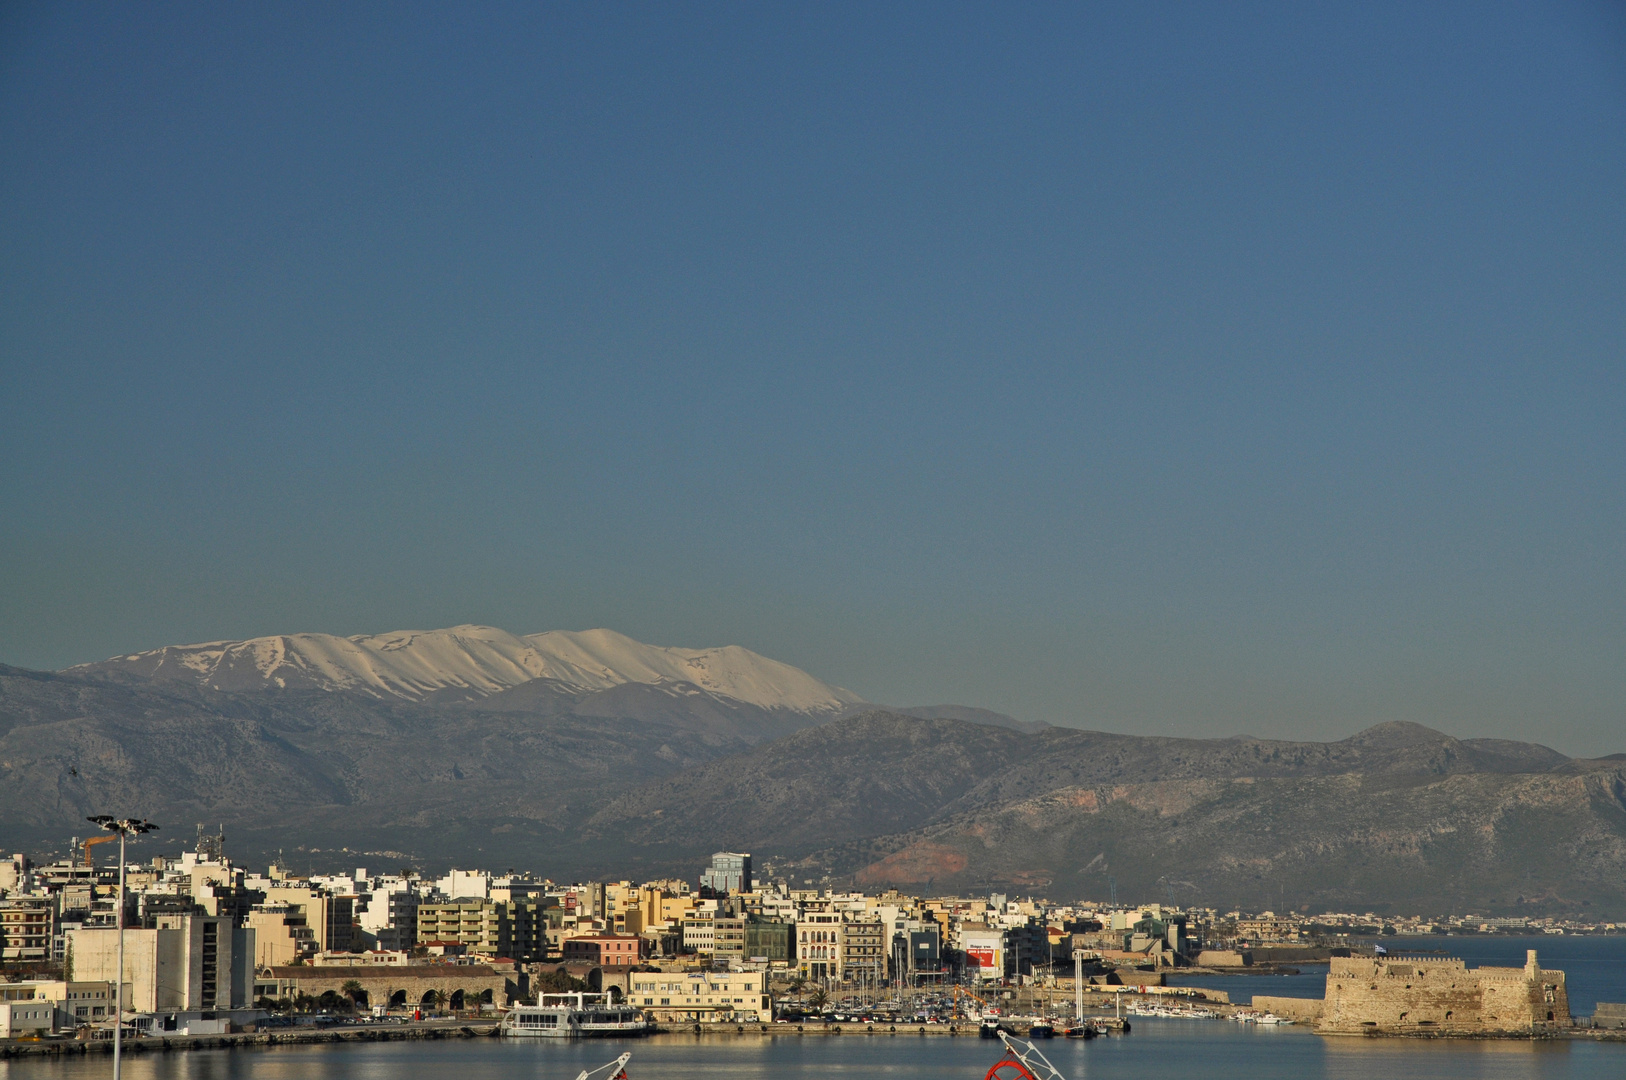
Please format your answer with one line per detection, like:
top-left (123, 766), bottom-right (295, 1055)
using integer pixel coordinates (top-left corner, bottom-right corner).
top-left (263, 887), bottom-right (354, 953)
top-left (246, 903), bottom-right (317, 967)
top-left (416, 899), bottom-right (547, 961)
top-left (629, 970), bottom-right (770, 1022)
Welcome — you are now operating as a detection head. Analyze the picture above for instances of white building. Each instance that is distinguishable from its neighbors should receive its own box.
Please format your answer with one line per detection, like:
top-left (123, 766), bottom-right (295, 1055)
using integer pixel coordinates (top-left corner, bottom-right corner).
top-left (681, 913), bottom-right (716, 956)
top-left (435, 869), bottom-right (490, 901)
top-left (960, 925), bottom-right (1007, 982)
top-left (66, 915), bottom-right (254, 1013)
top-left (2, 999), bottom-right (59, 1038)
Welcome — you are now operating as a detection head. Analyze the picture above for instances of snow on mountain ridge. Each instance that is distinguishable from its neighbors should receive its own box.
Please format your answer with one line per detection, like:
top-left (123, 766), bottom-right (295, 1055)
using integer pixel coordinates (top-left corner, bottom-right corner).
top-left (70, 624), bottom-right (863, 713)
top-left (520, 629), bottom-right (865, 711)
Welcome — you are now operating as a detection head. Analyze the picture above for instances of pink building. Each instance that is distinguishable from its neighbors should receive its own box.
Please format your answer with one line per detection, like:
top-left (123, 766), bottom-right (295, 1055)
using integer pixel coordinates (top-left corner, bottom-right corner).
top-left (562, 934), bottom-right (646, 967)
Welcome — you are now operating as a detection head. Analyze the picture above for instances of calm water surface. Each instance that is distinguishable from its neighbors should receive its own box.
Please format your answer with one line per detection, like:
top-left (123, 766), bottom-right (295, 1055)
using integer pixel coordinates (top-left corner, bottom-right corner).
top-left (3, 1023), bottom-right (1622, 1080)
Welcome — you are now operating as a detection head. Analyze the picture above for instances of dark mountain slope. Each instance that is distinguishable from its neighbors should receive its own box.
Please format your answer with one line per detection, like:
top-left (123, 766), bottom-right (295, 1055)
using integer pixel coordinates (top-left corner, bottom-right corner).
top-left (583, 713), bottom-right (1626, 915)
top-left (826, 765), bottom-right (1626, 914)
top-left (584, 711), bottom-right (1029, 849)
top-left (5, 665), bottom-right (1618, 914)
top-left (0, 665), bottom-right (744, 862)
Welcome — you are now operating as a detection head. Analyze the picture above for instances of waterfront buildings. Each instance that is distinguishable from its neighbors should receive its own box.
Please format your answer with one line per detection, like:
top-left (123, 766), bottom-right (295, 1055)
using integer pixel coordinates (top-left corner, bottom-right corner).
top-left (629, 970), bottom-right (770, 1023)
top-left (4, 828), bottom-right (1616, 1041)
top-left (65, 914), bottom-right (255, 1012)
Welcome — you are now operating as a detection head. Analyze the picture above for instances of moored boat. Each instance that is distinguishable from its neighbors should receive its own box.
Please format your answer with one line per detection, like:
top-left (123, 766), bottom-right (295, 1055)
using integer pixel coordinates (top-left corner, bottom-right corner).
top-left (500, 992), bottom-right (655, 1039)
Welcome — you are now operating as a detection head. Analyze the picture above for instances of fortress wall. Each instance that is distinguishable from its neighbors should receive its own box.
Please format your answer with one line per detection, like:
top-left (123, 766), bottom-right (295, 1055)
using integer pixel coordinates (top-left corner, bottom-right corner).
top-left (1322, 959), bottom-right (1482, 1033)
top-left (1317, 952), bottom-right (1568, 1036)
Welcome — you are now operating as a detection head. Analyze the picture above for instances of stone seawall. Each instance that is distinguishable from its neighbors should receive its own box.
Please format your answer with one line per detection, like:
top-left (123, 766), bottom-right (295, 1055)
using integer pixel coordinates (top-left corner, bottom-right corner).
top-left (1251, 996), bottom-right (1324, 1023)
top-left (0, 1023), bottom-right (494, 1058)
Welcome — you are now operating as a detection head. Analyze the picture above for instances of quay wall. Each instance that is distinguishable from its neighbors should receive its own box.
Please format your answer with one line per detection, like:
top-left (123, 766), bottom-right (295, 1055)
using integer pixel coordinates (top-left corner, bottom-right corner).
top-left (1250, 996), bottom-right (1323, 1023)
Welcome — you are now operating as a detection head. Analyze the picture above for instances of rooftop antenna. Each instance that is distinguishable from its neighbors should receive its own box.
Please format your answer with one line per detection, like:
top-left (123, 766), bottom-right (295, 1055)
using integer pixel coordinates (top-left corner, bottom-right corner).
top-left (1108, 876), bottom-right (1117, 907)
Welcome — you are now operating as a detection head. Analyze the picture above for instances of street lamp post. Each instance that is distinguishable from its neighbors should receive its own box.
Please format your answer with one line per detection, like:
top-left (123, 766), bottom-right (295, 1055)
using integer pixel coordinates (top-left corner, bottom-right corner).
top-left (86, 817), bottom-right (157, 1080)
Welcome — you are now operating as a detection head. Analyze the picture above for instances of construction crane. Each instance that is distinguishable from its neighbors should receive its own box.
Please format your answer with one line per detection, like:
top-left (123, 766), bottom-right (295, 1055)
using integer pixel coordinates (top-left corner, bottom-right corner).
top-left (953, 983), bottom-right (992, 1019)
top-left (84, 834), bottom-right (117, 869)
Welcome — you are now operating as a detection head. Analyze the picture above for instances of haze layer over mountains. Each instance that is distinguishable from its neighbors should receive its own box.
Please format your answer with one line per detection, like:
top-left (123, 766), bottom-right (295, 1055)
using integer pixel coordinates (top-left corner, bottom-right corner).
top-left (3, 624), bottom-right (1623, 916)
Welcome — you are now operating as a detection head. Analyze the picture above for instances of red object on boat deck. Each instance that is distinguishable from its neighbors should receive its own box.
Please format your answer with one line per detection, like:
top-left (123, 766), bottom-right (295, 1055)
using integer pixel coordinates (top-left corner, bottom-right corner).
top-left (985, 1056), bottom-right (1041, 1080)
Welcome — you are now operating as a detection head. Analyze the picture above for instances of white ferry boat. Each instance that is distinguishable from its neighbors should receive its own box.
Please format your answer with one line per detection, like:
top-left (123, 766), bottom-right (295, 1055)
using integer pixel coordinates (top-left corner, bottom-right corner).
top-left (500, 992), bottom-right (655, 1039)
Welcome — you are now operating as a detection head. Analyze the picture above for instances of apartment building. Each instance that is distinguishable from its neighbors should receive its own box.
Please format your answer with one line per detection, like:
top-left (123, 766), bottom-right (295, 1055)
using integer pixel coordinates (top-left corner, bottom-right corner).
top-left (245, 903), bottom-right (317, 967)
top-left (681, 912), bottom-right (716, 956)
top-left (415, 899), bottom-right (547, 961)
top-left (796, 912), bottom-right (844, 981)
top-left (262, 887), bottom-right (354, 953)
top-left (0, 898), bottom-right (53, 963)
top-left (841, 917), bottom-right (885, 982)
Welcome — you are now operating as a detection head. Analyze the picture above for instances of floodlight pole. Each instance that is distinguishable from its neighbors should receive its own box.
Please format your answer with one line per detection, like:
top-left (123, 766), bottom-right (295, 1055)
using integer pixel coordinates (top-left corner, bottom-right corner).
top-left (115, 828), bottom-right (125, 1080)
top-left (88, 817), bottom-right (155, 1080)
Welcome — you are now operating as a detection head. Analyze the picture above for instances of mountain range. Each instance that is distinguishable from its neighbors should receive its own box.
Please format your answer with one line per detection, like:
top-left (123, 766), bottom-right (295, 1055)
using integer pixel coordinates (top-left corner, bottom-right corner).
top-left (72, 624), bottom-right (862, 713)
top-left (4, 624), bottom-right (1623, 915)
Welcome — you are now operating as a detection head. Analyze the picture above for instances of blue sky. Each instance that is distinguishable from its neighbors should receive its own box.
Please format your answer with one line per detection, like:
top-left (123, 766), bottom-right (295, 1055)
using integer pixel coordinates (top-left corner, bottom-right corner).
top-left (2, 2), bottom-right (1623, 754)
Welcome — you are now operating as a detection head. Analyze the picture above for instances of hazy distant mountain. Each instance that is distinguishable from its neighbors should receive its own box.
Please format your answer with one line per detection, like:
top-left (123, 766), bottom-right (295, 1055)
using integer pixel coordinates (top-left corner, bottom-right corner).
top-left (7, 641), bottom-right (1623, 915)
top-left (68, 625), bottom-right (864, 714)
top-left (583, 713), bottom-right (1626, 915)
top-left (872, 704), bottom-right (1050, 734)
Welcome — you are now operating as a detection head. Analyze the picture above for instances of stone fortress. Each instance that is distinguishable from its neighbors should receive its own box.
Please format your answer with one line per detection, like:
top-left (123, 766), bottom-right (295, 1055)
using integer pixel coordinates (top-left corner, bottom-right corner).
top-left (1311, 949), bottom-right (1569, 1036)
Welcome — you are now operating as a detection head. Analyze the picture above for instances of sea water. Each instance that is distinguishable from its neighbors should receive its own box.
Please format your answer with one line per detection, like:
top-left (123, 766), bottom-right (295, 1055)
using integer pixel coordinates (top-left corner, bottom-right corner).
top-left (5, 936), bottom-right (1622, 1080)
top-left (2, 1022), bottom-right (1622, 1080)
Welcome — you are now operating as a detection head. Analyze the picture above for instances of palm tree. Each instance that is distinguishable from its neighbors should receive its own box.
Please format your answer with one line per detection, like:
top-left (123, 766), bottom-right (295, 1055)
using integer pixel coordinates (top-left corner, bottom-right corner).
top-left (428, 989), bottom-right (447, 1014)
top-left (807, 988), bottom-right (828, 1012)
top-left (341, 980), bottom-right (365, 1012)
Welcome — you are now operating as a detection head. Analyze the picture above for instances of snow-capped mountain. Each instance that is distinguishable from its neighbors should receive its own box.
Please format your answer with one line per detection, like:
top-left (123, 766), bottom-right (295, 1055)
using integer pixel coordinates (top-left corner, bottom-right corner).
top-left (67, 625), bottom-right (865, 714)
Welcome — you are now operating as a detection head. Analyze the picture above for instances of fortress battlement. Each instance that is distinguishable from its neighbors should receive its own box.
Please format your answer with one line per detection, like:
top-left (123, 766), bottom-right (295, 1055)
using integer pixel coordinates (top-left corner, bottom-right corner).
top-left (1317, 950), bottom-right (1568, 1036)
